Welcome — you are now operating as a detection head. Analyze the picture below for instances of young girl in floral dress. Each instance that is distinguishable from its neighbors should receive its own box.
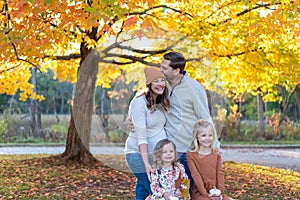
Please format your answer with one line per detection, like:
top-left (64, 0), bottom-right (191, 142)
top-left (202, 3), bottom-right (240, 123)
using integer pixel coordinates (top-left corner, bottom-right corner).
top-left (148, 139), bottom-right (190, 200)
top-left (187, 120), bottom-right (231, 200)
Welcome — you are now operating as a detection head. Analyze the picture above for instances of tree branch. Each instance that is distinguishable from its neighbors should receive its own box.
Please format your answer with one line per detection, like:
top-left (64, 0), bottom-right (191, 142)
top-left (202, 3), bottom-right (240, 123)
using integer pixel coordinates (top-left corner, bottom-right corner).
top-left (204, 1), bottom-right (286, 27)
top-left (283, 84), bottom-right (299, 116)
top-left (212, 47), bottom-right (262, 58)
top-left (99, 54), bottom-right (160, 67)
top-left (2, 0), bottom-right (12, 34)
top-left (98, 59), bottom-right (136, 65)
top-left (203, 0), bottom-right (237, 24)
top-left (44, 54), bottom-right (81, 60)
top-left (0, 64), bottom-right (20, 74)
top-left (11, 43), bottom-right (39, 68)
top-left (104, 35), bottom-right (187, 56)
top-left (186, 57), bottom-right (204, 62)
top-left (118, 44), bottom-right (172, 54)
top-left (128, 5), bottom-right (193, 18)
top-left (219, 2), bottom-right (283, 25)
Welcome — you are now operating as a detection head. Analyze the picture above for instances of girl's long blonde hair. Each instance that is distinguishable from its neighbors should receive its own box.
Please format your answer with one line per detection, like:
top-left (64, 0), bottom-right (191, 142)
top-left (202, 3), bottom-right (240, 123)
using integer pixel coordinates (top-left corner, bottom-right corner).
top-left (152, 139), bottom-right (179, 169)
top-left (190, 119), bottom-right (217, 152)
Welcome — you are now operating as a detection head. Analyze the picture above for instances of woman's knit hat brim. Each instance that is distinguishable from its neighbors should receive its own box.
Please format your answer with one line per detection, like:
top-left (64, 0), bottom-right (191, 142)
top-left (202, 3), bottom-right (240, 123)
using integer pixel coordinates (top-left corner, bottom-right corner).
top-left (144, 67), bottom-right (165, 86)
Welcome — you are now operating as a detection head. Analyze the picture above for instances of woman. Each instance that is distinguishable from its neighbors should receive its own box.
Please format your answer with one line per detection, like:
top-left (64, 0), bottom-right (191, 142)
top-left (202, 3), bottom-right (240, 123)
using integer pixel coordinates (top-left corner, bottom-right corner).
top-left (125, 67), bottom-right (170, 200)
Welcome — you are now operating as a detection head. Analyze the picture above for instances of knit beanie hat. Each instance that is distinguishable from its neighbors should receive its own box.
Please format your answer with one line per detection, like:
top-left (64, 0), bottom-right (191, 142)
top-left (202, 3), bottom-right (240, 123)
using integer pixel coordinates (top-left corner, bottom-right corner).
top-left (144, 67), bottom-right (165, 86)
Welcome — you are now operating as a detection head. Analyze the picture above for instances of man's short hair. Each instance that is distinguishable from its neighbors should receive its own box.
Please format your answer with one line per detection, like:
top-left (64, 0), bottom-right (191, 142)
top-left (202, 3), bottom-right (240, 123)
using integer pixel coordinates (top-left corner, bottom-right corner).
top-left (163, 52), bottom-right (186, 74)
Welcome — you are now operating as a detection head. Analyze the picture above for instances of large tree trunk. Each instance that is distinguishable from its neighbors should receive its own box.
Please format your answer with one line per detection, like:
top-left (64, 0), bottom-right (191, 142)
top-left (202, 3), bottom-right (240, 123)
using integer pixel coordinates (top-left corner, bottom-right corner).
top-left (61, 111), bottom-right (96, 162)
top-left (257, 93), bottom-right (264, 135)
top-left (61, 46), bottom-right (100, 163)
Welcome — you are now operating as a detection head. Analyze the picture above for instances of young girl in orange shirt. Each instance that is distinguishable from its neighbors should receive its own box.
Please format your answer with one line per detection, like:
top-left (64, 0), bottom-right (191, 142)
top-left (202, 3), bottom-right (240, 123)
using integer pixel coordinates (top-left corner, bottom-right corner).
top-left (187, 120), bottom-right (231, 200)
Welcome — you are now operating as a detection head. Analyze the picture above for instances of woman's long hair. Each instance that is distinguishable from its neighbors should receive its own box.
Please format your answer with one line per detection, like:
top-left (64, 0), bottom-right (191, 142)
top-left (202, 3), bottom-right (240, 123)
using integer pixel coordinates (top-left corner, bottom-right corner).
top-left (152, 139), bottom-right (179, 169)
top-left (190, 119), bottom-right (217, 152)
top-left (145, 83), bottom-right (170, 112)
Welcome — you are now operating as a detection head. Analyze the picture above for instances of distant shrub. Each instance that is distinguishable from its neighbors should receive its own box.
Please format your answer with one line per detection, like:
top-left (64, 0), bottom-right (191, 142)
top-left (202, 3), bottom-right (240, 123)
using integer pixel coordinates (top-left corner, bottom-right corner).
top-left (0, 119), bottom-right (8, 142)
top-left (220, 119), bottom-right (300, 143)
top-left (108, 129), bottom-right (126, 143)
top-left (44, 124), bottom-right (68, 142)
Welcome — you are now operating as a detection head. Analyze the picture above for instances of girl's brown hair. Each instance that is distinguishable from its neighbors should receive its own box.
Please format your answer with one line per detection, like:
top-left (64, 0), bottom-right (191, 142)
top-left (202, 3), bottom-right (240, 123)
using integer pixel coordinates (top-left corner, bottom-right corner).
top-left (145, 83), bottom-right (170, 112)
top-left (152, 139), bottom-right (179, 169)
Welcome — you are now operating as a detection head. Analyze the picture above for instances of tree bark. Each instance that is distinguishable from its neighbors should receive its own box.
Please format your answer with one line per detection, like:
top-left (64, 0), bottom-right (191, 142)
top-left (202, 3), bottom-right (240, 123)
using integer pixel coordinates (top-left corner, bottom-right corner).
top-left (295, 84), bottom-right (300, 117)
top-left (100, 88), bottom-right (109, 142)
top-left (61, 46), bottom-right (100, 163)
top-left (282, 85), bottom-right (298, 118)
top-left (60, 95), bottom-right (65, 114)
top-left (257, 93), bottom-right (264, 135)
top-left (237, 96), bottom-right (242, 136)
top-left (53, 96), bottom-right (60, 123)
top-left (61, 111), bottom-right (96, 162)
top-left (30, 67), bottom-right (39, 138)
top-left (37, 102), bottom-right (42, 139)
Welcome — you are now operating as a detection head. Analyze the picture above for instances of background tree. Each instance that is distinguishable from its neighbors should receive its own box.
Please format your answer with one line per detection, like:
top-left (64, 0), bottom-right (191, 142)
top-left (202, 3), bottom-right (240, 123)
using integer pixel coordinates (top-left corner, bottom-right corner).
top-left (1, 0), bottom-right (299, 162)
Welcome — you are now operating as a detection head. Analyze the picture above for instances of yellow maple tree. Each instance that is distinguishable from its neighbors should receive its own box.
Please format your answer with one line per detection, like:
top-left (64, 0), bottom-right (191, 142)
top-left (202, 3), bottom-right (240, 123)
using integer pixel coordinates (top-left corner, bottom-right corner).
top-left (1, 0), bottom-right (299, 161)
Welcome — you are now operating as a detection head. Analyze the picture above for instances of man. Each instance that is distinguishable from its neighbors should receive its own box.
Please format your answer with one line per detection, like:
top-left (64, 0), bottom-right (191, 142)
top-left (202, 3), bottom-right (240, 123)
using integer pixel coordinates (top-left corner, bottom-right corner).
top-left (160, 52), bottom-right (219, 194)
top-left (160, 52), bottom-right (215, 154)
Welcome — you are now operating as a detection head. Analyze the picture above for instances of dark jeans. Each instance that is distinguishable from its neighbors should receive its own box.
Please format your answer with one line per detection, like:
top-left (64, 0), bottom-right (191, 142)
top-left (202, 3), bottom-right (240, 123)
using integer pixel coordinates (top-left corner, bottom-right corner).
top-left (126, 153), bottom-right (152, 200)
top-left (178, 152), bottom-right (194, 197)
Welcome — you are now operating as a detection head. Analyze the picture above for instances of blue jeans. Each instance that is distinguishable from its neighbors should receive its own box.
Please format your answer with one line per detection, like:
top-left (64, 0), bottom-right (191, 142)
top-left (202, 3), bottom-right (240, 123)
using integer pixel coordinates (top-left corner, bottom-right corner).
top-left (126, 153), bottom-right (152, 200)
top-left (178, 152), bottom-right (194, 197)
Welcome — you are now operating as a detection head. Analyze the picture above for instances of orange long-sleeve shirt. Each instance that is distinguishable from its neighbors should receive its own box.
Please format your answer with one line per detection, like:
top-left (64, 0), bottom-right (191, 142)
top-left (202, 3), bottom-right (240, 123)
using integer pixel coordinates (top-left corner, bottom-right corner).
top-left (187, 151), bottom-right (230, 200)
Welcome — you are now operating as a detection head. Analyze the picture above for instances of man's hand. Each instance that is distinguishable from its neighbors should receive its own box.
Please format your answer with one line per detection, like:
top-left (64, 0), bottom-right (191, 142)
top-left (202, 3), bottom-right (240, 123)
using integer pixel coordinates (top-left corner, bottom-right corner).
top-left (126, 116), bottom-right (135, 132)
top-left (214, 140), bottom-right (221, 150)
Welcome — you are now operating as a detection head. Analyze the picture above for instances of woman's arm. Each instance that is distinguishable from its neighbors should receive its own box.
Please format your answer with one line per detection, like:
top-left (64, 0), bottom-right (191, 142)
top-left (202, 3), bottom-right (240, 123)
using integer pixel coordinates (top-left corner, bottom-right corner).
top-left (131, 97), bottom-right (153, 176)
top-left (129, 97), bottom-right (147, 143)
top-left (139, 143), bottom-right (153, 178)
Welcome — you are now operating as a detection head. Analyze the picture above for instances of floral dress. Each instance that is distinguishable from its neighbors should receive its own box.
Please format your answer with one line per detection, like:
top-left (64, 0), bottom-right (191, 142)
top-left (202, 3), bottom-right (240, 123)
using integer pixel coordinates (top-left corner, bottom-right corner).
top-left (150, 163), bottom-right (190, 200)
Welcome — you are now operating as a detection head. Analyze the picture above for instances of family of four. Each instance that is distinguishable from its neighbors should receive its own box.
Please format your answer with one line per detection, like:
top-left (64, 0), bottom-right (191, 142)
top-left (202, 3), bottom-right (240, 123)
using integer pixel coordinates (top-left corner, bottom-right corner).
top-left (124, 52), bottom-right (230, 200)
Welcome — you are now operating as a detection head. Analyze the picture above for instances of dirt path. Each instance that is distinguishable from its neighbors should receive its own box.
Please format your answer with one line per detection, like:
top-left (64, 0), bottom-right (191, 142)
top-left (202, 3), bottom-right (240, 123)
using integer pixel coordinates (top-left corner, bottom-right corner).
top-left (221, 148), bottom-right (300, 172)
top-left (1, 145), bottom-right (300, 172)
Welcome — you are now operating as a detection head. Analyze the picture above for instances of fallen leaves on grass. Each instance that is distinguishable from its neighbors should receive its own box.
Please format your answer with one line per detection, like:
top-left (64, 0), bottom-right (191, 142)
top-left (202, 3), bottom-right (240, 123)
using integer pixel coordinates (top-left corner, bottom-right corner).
top-left (0, 155), bottom-right (299, 200)
top-left (224, 161), bottom-right (300, 200)
top-left (0, 155), bottom-right (135, 199)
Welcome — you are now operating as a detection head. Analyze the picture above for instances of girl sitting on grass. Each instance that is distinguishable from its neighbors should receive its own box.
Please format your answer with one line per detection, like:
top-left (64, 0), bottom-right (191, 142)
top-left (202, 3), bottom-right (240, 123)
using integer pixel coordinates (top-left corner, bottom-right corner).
top-left (187, 120), bottom-right (231, 200)
top-left (148, 139), bottom-right (190, 200)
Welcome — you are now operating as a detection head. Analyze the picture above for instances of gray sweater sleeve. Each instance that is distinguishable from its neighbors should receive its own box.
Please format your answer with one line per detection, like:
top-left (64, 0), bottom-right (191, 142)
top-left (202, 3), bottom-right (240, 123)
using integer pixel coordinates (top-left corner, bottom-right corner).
top-left (129, 96), bottom-right (148, 145)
